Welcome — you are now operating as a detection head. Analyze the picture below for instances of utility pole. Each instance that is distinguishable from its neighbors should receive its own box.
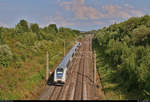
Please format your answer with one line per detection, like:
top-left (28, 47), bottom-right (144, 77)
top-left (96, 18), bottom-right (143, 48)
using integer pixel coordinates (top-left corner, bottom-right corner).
top-left (46, 51), bottom-right (49, 81)
top-left (64, 40), bottom-right (65, 57)
top-left (94, 51), bottom-right (96, 84)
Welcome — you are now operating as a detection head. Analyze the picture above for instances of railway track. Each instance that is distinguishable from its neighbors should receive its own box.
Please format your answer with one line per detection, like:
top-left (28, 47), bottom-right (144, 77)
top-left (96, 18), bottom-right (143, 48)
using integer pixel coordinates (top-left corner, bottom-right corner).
top-left (39, 35), bottom-right (99, 100)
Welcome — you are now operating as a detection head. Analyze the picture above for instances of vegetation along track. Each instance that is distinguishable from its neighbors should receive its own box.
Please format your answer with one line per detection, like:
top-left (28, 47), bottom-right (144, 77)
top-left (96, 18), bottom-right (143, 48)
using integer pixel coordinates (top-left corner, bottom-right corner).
top-left (39, 35), bottom-right (99, 100)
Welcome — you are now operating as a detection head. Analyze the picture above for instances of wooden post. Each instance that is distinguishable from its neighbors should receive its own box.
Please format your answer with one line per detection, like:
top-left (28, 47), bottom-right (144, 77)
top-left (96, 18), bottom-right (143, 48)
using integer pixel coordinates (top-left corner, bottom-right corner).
top-left (46, 51), bottom-right (49, 81)
top-left (94, 51), bottom-right (96, 84)
top-left (64, 40), bottom-right (65, 57)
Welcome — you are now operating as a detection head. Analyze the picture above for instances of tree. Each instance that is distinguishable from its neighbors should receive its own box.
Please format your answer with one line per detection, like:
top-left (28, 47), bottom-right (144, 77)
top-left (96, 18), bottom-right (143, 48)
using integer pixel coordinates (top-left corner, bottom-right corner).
top-left (30, 23), bottom-right (40, 33)
top-left (59, 27), bottom-right (64, 32)
top-left (93, 15), bottom-right (150, 98)
top-left (0, 27), bottom-right (3, 44)
top-left (48, 24), bottom-right (58, 33)
top-left (16, 19), bottom-right (29, 33)
top-left (43, 24), bottom-right (58, 34)
top-left (132, 25), bottom-right (150, 45)
top-left (140, 15), bottom-right (150, 26)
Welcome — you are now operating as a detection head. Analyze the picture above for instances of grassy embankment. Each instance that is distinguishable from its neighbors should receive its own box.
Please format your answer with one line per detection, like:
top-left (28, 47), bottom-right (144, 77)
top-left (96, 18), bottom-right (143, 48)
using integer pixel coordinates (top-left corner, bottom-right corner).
top-left (0, 20), bottom-right (83, 99)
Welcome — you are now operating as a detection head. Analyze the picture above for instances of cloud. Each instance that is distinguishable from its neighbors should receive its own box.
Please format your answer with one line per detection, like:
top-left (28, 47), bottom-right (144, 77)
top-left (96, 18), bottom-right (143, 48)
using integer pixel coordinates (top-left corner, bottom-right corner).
top-left (102, 5), bottom-right (131, 19)
top-left (60, 0), bottom-right (104, 20)
top-left (42, 0), bottom-right (145, 30)
top-left (124, 3), bottom-right (134, 9)
top-left (0, 22), bottom-right (8, 27)
top-left (42, 13), bottom-right (76, 27)
top-left (60, 0), bottom-right (144, 20)
top-left (42, 12), bottom-right (107, 29)
top-left (129, 9), bottom-right (144, 17)
top-left (93, 21), bottom-right (105, 25)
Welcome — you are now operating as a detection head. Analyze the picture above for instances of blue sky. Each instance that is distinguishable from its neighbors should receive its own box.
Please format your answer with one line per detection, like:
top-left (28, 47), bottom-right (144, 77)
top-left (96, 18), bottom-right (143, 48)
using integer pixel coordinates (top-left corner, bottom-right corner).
top-left (0, 0), bottom-right (150, 31)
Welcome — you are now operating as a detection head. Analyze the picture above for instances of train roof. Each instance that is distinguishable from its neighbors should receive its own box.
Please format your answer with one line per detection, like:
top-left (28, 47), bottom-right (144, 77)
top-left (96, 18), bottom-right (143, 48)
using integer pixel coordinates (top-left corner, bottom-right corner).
top-left (57, 42), bottom-right (80, 69)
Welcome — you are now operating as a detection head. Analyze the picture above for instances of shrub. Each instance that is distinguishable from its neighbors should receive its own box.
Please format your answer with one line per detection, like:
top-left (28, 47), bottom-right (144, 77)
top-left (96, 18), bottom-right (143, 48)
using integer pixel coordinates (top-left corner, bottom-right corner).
top-left (0, 45), bottom-right (13, 67)
top-left (15, 62), bottom-right (22, 68)
top-left (12, 53), bottom-right (21, 62)
top-left (20, 32), bottom-right (38, 46)
top-left (20, 54), bottom-right (26, 62)
top-left (15, 42), bottom-right (25, 49)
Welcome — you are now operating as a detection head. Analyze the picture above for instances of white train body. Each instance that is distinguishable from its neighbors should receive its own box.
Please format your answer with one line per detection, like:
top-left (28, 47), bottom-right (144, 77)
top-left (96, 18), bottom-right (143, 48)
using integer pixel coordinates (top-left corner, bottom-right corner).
top-left (54, 42), bottom-right (81, 85)
top-left (54, 67), bottom-right (67, 84)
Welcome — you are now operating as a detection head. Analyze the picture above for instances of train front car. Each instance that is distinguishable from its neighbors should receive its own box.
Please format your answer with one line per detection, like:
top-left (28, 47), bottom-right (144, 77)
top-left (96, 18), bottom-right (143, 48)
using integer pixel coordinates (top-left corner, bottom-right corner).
top-left (54, 67), bottom-right (67, 85)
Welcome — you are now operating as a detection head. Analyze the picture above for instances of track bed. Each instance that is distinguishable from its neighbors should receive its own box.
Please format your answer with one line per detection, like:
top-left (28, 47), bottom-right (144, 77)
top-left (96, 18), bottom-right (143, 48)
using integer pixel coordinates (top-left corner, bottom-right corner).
top-left (39, 35), bottom-right (99, 100)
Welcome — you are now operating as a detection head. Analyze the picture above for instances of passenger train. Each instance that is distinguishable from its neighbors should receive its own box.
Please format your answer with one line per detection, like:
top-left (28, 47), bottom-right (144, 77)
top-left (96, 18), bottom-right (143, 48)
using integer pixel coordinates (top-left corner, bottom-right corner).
top-left (54, 42), bottom-right (81, 85)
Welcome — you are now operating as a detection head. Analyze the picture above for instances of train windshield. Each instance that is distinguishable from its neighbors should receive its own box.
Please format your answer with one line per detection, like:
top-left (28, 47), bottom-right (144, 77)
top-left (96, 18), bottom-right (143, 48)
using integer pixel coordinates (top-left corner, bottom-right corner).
top-left (56, 68), bottom-right (64, 78)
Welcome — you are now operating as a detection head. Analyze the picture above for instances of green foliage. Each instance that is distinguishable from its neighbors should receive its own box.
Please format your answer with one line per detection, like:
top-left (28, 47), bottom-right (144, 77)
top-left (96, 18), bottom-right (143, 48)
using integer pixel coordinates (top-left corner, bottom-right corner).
top-left (12, 53), bottom-right (20, 62)
top-left (15, 62), bottom-right (22, 68)
top-left (0, 45), bottom-right (12, 67)
top-left (0, 27), bottom-right (3, 44)
top-left (93, 15), bottom-right (150, 99)
top-left (43, 24), bottom-right (58, 34)
top-left (0, 19), bottom-right (81, 99)
top-left (16, 32), bottom-right (38, 46)
top-left (30, 23), bottom-right (40, 33)
top-left (15, 41), bottom-right (26, 49)
top-left (16, 19), bottom-right (29, 33)
top-left (59, 27), bottom-right (64, 32)
top-left (132, 25), bottom-right (150, 45)
top-left (20, 54), bottom-right (26, 62)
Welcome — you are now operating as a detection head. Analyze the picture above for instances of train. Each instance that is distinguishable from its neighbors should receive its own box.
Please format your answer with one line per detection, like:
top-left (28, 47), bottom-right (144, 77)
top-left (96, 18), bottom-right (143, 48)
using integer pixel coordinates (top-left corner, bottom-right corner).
top-left (53, 42), bottom-right (81, 85)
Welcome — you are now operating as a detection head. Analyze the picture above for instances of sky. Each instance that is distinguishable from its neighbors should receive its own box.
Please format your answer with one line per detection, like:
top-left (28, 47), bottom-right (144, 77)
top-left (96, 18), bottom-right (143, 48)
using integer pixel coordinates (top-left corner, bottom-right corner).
top-left (0, 0), bottom-right (150, 31)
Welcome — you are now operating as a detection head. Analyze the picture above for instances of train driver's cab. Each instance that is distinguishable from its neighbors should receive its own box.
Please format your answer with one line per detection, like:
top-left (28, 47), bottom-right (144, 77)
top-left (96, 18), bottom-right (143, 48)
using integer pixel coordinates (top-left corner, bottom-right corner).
top-left (56, 68), bottom-right (64, 79)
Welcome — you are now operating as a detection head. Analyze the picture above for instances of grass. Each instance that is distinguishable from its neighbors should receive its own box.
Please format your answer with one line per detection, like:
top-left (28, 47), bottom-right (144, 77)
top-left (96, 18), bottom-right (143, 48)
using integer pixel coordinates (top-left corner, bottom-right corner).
top-left (0, 56), bottom-right (45, 99)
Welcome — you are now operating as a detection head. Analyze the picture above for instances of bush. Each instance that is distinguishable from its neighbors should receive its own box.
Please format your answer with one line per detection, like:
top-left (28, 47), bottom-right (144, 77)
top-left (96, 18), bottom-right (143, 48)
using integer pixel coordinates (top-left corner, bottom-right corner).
top-left (15, 62), bottom-right (22, 68)
top-left (12, 53), bottom-right (20, 62)
top-left (15, 42), bottom-right (25, 49)
top-left (20, 32), bottom-right (38, 46)
top-left (20, 54), bottom-right (26, 62)
top-left (0, 45), bottom-right (13, 67)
